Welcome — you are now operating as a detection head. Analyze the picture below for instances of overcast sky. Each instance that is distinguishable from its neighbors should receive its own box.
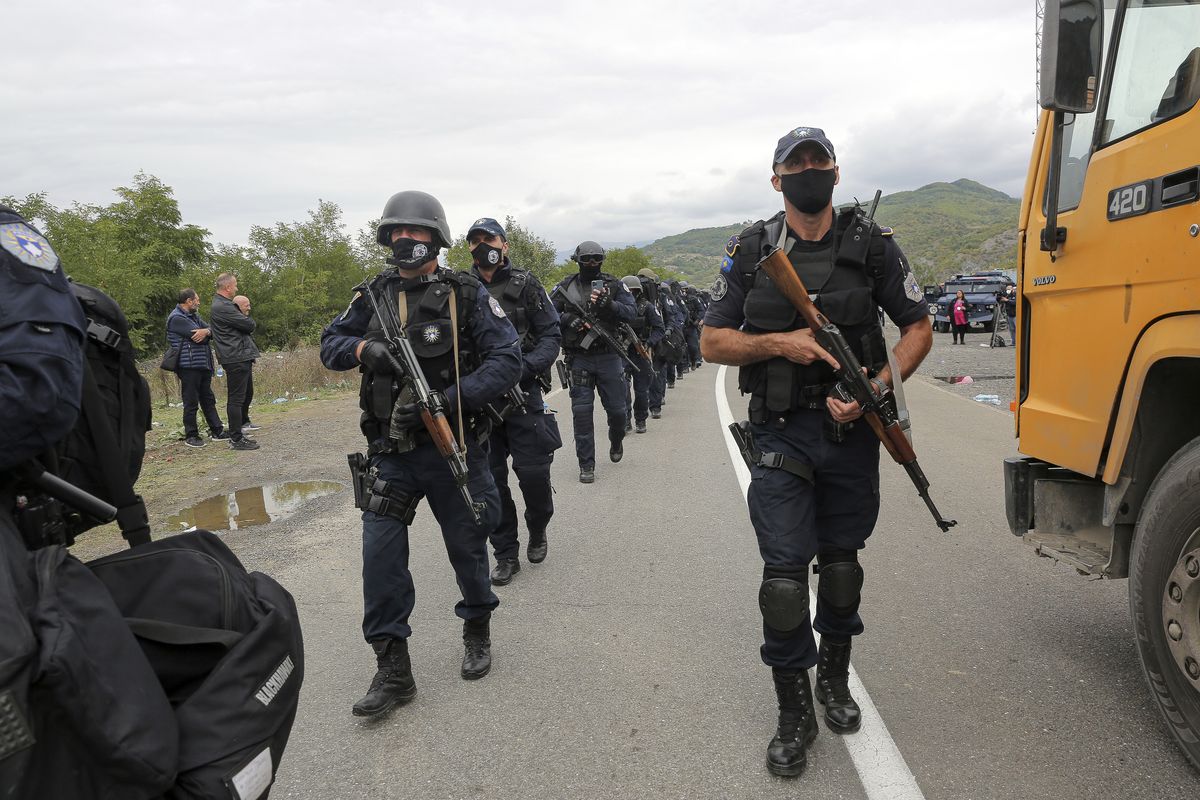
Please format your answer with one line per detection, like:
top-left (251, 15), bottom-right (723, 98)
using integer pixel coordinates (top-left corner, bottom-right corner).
top-left (3, 0), bottom-right (1036, 254)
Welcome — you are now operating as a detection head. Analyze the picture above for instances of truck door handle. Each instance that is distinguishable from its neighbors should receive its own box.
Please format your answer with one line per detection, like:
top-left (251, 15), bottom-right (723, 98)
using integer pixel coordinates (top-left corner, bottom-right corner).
top-left (1161, 167), bottom-right (1199, 206)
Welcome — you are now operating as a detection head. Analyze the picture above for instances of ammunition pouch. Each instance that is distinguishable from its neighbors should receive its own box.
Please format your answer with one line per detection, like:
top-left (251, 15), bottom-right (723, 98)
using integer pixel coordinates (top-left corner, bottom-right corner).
top-left (727, 421), bottom-right (814, 483)
top-left (13, 494), bottom-right (72, 550)
top-left (348, 453), bottom-right (420, 524)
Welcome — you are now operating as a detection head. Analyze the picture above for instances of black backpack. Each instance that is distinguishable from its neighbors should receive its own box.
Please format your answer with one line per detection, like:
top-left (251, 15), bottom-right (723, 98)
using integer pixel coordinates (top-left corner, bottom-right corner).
top-left (54, 281), bottom-right (153, 545)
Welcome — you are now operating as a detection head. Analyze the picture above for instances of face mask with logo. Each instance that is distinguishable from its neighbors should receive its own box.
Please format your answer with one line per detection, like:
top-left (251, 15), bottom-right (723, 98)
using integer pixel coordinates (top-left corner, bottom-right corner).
top-left (779, 167), bottom-right (837, 214)
top-left (472, 242), bottom-right (504, 269)
top-left (388, 237), bottom-right (436, 269)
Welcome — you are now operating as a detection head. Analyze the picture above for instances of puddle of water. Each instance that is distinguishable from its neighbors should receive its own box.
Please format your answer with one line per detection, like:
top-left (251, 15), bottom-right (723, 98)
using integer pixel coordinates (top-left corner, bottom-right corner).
top-left (164, 481), bottom-right (344, 532)
top-left (936, 375), bottom-right (1012, 383)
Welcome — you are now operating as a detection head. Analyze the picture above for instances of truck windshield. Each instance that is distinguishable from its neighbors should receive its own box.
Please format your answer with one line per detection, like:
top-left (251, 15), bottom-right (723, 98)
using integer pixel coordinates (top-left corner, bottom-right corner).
top-left (1101, 0), bottom-right (1200, 144)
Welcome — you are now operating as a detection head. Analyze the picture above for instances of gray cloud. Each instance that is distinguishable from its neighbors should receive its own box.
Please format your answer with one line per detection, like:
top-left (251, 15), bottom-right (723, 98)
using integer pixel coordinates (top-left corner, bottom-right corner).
top-left (3, 0), bottom-right (1035, 254)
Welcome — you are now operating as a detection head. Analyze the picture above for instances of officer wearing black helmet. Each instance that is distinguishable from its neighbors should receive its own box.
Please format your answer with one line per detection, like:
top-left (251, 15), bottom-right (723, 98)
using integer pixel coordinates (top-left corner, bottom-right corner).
top-left (700, 127), bottom-right (931, 778)
top-left (551, 241), bottom-right (636, 483)
top-left (320, 191), bottom-right (522, 718)
top-left (619, 274), bottom-right (664, 434)
top-left (463, 217), bottom-right (562, 586)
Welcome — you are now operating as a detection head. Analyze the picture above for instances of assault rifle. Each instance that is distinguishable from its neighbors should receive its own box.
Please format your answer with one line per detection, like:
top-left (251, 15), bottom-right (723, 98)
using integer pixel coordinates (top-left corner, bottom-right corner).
top-left (755, 213), bottom-right (957, 533)
top-left (363, 278), bottom-right (486, 525)
top-left (551, 284), bottom-right (641, 373)
top-left (618, 322), bottom-right (658, 378)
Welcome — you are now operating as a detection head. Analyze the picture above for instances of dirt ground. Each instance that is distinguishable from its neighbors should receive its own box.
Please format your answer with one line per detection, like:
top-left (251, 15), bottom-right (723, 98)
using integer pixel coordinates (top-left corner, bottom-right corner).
top-left (71, 390), bottom-right (361, 561)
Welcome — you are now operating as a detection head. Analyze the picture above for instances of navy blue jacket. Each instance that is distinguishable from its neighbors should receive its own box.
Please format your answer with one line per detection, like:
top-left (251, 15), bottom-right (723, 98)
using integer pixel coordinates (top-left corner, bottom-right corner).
top-left (320, 268), bottom-right (522, 412)
top-left (166, 305), bottom-right (215, 372)
top-left (0, 208), bottom-right (87, 470)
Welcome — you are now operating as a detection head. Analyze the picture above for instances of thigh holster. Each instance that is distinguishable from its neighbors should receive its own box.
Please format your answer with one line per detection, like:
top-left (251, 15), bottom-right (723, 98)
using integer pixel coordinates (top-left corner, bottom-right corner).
top-left (728, 421), bottom-right (814, 483)
top-left (759, 564), bottom-right (810, 637)
top-left (570, 368), bottom-right (596, 389)
top-left (348, 453), bottom-right (420, 524)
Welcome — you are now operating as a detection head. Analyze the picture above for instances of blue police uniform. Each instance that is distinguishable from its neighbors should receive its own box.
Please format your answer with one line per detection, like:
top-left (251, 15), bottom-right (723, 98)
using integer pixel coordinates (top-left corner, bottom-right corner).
top-left (469, 259), bottom-right (563, 565)
top-left (705, 211), bottom-right (927, 671)
top-left (624, 290), bottom-right (665, 427)
top-left (321, 267), bottom-right (522, 642)
top-left (0, 208), bottom-right (87, 471)
top-left (650, 287), bottom-right (686, 411)
top-left (551, 272), bottom-right (636, 471)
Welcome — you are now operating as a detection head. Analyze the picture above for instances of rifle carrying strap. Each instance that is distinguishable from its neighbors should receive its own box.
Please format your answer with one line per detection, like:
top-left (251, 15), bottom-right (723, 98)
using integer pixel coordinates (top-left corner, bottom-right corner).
top-left (885, 344), bottom-right (912, 445)
top-left (448, 286), bottom-right (466, 450)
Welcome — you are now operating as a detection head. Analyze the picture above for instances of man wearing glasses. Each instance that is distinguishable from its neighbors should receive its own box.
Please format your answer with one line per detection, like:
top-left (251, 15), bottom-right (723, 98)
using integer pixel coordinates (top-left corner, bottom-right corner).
top-left (550, 241), bottom-right (636, 483)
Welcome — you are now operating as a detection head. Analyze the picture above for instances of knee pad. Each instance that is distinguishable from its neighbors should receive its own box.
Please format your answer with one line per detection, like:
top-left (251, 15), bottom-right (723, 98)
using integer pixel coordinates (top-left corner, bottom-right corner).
top-left (816, 551), bottom-right (864, 618)
top-left (759, 565), bottom-right (810, 636)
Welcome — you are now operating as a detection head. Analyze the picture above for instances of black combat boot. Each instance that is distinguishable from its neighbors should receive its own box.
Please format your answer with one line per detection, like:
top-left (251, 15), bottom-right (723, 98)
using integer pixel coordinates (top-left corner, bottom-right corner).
top-left (814, 638), bottom-right (861, 734)
top-left (579, 467), bottom-right (595, 484)
top-left (352, 638), bottom-right (416, 717)
top-left (766, 668), bottom-right (818, 777)
top-left (461, 613), bottom-right (492, 680)
top-left (527, 529), bottom-right (548, 563)
top-left (490, 558), bottom-right (520, 586)
top-left (609, 429), bottom-right (624, 463)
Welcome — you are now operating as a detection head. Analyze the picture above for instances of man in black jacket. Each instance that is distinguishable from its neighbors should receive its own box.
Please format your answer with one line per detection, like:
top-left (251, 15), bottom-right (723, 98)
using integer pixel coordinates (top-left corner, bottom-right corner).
top-left (210, 273), bottom-right (261, 451)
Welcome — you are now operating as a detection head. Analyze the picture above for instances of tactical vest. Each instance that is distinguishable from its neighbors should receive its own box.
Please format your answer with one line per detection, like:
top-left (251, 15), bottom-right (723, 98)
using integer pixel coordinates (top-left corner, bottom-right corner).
top-left (560, 272), bottom-right (622, 353)
top-left (480, 266), bottom-right (536, 347)
top-left (735, 208), bottom-right (889, 423)
top-left (357, 270), bottom-right (482, 448)
top-left (629, 297), bottom-right (651, 338)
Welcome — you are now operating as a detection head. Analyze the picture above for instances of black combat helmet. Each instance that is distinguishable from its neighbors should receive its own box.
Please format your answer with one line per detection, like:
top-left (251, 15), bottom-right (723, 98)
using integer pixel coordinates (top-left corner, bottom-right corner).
top-left (376, 191), bottom-right (453, 250)
top-left (621, 275), bottom-right (642, 292)
top-left (571, 241), bottom-right (606, 261)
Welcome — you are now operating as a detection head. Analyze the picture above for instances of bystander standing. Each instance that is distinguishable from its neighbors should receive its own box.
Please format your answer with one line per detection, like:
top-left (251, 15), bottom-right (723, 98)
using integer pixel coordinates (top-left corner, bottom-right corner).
top-left (210, 273), bottom-right (261, 451)
top-left (166, 289), bottom-right (227, 448)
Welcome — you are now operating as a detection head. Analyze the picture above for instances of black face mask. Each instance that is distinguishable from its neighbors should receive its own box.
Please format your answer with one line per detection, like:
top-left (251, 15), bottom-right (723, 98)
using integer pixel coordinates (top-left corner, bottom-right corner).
top-left (578, 260), bottom-right (602, 281)
top-left (387, 237), bottom-right (437, 269)
top-left (779, 167), bottom-right (837, 214)
top-left (472, 242), bottom-right (504, 270)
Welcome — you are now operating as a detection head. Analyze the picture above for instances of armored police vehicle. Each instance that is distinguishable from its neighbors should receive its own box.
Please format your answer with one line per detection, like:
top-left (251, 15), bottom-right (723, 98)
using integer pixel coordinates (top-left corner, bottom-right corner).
top-left (930, 276), bottom-right (1011, 332)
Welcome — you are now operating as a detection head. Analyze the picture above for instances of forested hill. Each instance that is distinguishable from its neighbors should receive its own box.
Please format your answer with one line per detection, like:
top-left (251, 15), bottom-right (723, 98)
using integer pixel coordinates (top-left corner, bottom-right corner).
top-left (642, 179), bottom-right (1020, 287)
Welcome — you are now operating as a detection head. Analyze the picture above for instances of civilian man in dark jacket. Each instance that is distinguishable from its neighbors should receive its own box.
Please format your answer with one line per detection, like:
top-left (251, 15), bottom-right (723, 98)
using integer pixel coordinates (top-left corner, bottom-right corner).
top-left (167, 288), bottom-right (227, 448)
top-left (210, 272), bottom-right (261, 451)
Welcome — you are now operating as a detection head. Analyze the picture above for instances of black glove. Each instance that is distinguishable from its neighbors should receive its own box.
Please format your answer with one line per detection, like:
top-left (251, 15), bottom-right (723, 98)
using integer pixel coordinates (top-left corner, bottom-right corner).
top-left (359, 340), bottom-right (402, 374)
top-left (391, 402), bottom-right (421, 430)
top-left (592, 287), bottom-right (613, 311)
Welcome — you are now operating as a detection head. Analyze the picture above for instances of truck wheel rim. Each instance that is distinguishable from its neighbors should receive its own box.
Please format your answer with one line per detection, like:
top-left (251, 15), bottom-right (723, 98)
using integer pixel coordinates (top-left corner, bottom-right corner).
top-left (1162, 530), bottom-right (1200, 687)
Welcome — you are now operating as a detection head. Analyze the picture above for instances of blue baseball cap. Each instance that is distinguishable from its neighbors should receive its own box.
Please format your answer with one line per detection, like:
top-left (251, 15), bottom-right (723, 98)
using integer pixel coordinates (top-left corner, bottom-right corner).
top-left (466, 217), bottom-right (506, 241)
top-left (774, 126), bottom-right (836, 165)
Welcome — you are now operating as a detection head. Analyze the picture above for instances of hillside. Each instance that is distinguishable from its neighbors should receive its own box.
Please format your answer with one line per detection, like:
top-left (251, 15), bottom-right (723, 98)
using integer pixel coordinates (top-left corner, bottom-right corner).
top-left (642, 178), bottom-right (1019, 287)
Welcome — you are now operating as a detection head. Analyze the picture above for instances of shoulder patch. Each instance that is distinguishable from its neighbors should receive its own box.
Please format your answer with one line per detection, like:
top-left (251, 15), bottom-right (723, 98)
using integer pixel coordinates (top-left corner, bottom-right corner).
top-left (1, 223), bottom-right (59, 271)
top-left (724, 235), bottom-right (739, 258)
top-left (488, 294), bottom-right (507, 318)
top-left (879, 226), bottom-right (894, 237)
top-left (711, 273), bottom-right (728, 301)
top-left (720, 255), bottom-right (734, 273)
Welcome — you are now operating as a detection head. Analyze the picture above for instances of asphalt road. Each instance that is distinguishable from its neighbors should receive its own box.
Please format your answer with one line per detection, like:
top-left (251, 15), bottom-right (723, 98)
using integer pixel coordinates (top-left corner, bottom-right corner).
top-left (222, 363), bottom-right (1198, 799)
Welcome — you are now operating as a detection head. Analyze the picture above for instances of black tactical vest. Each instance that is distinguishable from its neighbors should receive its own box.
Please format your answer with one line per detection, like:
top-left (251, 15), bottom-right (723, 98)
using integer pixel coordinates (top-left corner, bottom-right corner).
top-left (357, 270), bottom-right (482, 445)
top-left (735, 209), bottom-right (889, 422)
top-left (629, 297), bottom-right (651, 337)
top-left (481, 266), bottom-right (534, 345)
top-left (559, 272), bottom-right (622, 353)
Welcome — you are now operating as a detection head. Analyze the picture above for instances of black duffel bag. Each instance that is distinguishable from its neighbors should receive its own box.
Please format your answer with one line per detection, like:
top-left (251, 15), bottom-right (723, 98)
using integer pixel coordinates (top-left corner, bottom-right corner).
top-left (88, 530), bottom-right (304, 800)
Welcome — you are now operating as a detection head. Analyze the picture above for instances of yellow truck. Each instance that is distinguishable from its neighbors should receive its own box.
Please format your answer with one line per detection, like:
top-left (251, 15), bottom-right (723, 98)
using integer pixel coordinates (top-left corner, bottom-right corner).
top-left (1004, 0), bottom-right (1200, 768)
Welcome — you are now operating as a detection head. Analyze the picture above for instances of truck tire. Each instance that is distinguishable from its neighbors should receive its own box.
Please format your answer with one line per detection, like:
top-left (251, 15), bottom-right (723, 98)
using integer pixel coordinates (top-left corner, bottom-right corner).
top-left (1131, 434), bottom-right (1200, 770)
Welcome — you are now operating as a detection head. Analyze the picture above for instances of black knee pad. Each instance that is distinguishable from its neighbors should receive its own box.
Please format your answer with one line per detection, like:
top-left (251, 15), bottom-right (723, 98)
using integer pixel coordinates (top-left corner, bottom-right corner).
top-left (759, 565), bottom-right (809, 636)
top-left (816, 551), bottom-right (864, 618)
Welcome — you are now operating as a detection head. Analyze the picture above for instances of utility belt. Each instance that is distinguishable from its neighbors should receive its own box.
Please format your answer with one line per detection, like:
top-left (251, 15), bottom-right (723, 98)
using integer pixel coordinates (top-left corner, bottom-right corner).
top-left (747, 383), bottom-right (838, 424)
top-left (727, 421), bottom-right (814, 483)
top-left (348, 453), bottom-right (421, 524)
top-left (361, 413), bottom-right (491, 457)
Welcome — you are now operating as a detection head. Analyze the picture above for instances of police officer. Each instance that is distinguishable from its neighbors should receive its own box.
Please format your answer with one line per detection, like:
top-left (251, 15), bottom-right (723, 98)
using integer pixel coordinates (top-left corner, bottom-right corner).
top-left (0, 206), bottom-right (87, 470)
top-left (700, 127), bottom-right (932, 778)
top-left (463, 217), bottom-right (562, 586)
top-left (320, 191), bottom-right (522, 718)
top-left (551, 241), bottom-right (636, 484)
top-left (619, 275), bottom-right (664, 434)
top-left (679, 281), bottom-right (704, 370)
top-left (665, 279), bottom-right (692, 379)
top-left (0, 206), bottom-right (87, 792)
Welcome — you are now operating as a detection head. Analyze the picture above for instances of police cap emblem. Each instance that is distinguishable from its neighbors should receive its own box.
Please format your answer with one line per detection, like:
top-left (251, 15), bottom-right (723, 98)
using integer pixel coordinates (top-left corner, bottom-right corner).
top-left (0, 223), bottom-right (59, 271)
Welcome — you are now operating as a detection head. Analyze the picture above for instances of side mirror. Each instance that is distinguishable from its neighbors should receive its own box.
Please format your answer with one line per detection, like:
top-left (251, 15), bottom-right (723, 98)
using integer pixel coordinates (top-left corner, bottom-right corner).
top-left (1040, 0), bottom-right (1104, 113)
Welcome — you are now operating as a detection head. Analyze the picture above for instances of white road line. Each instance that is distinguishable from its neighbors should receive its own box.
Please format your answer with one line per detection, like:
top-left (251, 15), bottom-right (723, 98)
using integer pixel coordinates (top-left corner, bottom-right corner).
top-left (714, 365), bottom-right (926, 800)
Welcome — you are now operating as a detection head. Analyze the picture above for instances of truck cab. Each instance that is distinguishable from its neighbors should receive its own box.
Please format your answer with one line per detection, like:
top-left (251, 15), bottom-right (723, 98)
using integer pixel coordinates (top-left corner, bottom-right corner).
top-left (1003, 0), bottom-right (1200, 769)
